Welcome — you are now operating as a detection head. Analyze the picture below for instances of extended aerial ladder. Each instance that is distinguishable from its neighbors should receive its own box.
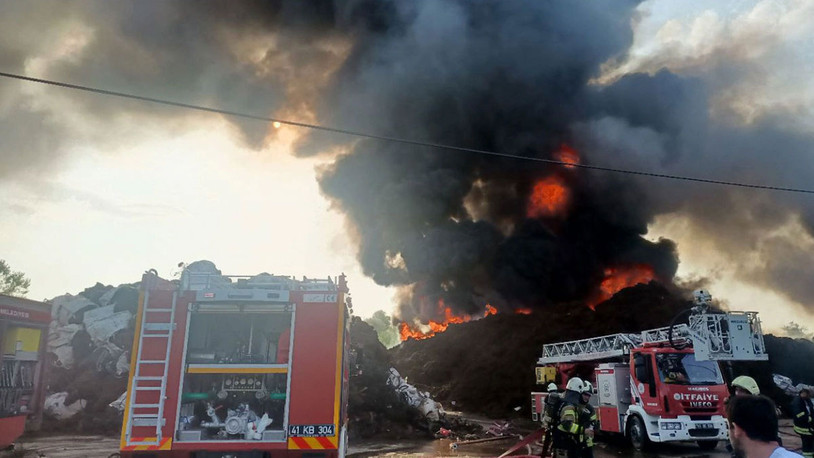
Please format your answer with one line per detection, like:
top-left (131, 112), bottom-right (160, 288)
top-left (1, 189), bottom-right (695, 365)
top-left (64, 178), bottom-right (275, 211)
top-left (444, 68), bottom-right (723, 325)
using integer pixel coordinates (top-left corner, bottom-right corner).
top-left (539, 290), bottom-right (769, 365)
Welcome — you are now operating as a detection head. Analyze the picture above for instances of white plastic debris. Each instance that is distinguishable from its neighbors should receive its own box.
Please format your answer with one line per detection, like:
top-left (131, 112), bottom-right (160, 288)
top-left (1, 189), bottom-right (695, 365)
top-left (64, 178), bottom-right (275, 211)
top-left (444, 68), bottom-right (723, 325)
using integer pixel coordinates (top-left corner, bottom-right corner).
top-left (386, 368), bottom-right (442, 419)
top-left (44, 392), bottom-right (86, 420)
top-left (84, 305), bottom-right (131, 343)
top-left (47, 323), bottom-right (83, 349)
top-left (50, 345), bottom-right (75, 369)
top-left (109, 392), bottom-right (127, 413)
top-left (773, 373), bottom-right (814, 395)
top-left (51, 295), bottom-right (97, 325)
top-left (98, 287), bottom-right (118, 307)
top-left (795, 383), bottom-right (814, 394)
top-left (116, 352), bottom-right (130, 376)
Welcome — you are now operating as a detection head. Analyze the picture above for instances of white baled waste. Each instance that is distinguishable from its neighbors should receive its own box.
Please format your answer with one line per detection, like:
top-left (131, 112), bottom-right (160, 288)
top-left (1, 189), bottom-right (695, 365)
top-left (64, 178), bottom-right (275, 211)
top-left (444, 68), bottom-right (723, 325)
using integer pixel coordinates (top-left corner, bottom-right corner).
top-left (109, 392), bottom-right (127, 412)
top-left (51, 295), bottom-right (97, 326)
top-left (773, 373), bottom-right (814, 395)
top-left (386, 367), bottom-right (443, 421)
top-left (44, 392), bottom-right (87, 420)
top-left (83, 304), bottom-right (132, 344)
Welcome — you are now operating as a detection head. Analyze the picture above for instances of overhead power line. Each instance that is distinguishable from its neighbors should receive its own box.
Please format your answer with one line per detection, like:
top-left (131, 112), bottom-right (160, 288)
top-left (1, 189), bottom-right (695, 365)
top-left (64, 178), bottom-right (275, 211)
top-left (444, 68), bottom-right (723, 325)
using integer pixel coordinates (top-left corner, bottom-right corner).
top-left (1, 70), bottom-right (812, 195)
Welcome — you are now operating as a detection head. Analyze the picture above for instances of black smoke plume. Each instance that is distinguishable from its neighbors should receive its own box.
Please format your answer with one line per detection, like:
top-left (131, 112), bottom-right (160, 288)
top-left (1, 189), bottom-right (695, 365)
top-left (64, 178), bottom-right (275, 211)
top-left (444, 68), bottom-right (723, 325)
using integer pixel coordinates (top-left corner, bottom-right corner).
top-left (312, 1), bottom-right (682, 321)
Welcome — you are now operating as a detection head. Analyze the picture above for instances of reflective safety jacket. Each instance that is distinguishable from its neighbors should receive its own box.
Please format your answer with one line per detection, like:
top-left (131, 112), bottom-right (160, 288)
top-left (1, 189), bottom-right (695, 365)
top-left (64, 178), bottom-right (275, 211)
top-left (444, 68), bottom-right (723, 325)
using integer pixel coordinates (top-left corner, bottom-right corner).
top-left (554, 390), bottom-right (583, 451)
top-left (578, 403), bottom-right (598, 447)
top-left (792, 396), bottom-right (814, 436)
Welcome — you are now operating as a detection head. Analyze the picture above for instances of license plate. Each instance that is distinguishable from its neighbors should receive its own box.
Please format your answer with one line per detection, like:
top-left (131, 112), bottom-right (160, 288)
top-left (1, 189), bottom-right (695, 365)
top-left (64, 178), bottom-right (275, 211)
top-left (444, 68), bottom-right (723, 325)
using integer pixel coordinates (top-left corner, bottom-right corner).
top-left (289, 424), bottom-right (335, 437)
top-left (697, 423), bottom-right (714, 429)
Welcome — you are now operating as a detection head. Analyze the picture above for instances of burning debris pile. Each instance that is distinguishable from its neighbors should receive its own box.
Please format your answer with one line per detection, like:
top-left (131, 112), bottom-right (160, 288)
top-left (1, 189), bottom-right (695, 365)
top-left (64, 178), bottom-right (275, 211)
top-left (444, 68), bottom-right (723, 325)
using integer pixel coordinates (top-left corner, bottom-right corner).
top-left (348, 316), bottom-right (482, 440)
top-left (389, 282), bottom-right (809, 419)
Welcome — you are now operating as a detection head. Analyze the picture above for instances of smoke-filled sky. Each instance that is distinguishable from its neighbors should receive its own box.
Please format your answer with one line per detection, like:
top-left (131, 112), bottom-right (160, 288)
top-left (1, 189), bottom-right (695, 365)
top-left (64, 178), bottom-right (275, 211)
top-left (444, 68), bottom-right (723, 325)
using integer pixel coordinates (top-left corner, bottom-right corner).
top-left (1, 0), bottom-right (813, 332)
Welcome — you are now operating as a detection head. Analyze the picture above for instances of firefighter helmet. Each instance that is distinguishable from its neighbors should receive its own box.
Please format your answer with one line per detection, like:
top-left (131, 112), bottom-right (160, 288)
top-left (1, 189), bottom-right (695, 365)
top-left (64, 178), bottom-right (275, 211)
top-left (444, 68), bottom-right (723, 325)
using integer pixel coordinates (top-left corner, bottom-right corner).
top-left (547, 383), bottom-right (558, 393)
top-left (732, 375), bottom-right (760, 395)
top-left (565, 377), bottom-right (584, 393)
top-left (582, 381), bottom-right (593, 394)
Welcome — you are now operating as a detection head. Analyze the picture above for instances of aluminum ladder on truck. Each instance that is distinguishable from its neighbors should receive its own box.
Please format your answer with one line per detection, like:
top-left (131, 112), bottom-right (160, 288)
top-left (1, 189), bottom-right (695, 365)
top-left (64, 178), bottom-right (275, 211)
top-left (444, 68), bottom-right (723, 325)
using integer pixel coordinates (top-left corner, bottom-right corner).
top-left (124, 288), bottom-right (177, 447)
top-left (538, 311), bottom-right (769, 365)
top-left (538, 332), bottom-right (642, 364)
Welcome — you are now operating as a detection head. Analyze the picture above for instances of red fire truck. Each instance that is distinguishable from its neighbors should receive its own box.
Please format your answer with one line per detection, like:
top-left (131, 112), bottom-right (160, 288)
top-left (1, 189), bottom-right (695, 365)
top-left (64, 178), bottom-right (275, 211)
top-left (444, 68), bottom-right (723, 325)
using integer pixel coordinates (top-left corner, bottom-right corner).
top-left (119, 267), bottom-right (350, 458)
top-left (531, 291), bottom-right (769, 451)
top-left (0, 294), bottom-right (50, 449)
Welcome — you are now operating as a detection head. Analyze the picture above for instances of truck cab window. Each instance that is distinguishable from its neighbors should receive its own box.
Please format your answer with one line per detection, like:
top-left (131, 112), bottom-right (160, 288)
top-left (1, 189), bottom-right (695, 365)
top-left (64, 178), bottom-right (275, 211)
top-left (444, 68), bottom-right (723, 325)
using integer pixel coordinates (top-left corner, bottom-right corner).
top-left (656, 353), bottom-right (723, 385)
top-left (634, 353), bottom-right (649, 384)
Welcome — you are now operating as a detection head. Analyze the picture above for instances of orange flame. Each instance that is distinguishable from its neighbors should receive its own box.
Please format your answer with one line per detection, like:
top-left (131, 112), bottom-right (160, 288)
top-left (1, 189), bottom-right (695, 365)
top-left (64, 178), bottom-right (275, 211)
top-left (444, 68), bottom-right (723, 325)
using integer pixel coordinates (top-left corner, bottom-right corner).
top-left (399, 304), bottom-right (535, 341)
top-left (555, 144), bottom-right (580, 169)
top-left (527, 176), bottom-right (569, 218)
top-left (588, 264), bottom-right (655, 310)
top-left (398, 306), bottom-right (473, 341)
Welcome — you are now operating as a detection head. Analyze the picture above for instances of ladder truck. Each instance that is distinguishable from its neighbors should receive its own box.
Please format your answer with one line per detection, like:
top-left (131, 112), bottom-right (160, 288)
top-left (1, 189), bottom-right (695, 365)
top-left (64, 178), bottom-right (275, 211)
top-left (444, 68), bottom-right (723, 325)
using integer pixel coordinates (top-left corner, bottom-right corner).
top-left (531, 290), bottom-right (769, 451)
top-left (119, 266), bottom-right (351, 458)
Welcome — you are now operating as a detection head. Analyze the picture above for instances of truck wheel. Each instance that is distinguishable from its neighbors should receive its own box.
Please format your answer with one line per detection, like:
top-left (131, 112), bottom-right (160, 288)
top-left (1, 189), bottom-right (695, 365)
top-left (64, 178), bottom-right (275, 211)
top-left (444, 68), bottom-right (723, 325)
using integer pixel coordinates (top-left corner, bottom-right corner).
top-left (627, 415), bottom-right (650, 451)
top-left (697, 440), bottom-right (718, 450)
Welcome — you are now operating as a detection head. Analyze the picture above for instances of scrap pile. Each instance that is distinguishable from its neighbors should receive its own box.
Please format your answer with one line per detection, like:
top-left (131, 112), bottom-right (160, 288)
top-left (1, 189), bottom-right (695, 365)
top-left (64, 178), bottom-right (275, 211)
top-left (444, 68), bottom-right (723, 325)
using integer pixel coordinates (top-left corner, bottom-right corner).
top-left (390, 282), bottom-right (690, 418)
top-left (42, 283), bottom-right (139, 434)
top-left (347, 316), bottom-right (482, 440)
top-left (390, 282), bottom-right (814, 419)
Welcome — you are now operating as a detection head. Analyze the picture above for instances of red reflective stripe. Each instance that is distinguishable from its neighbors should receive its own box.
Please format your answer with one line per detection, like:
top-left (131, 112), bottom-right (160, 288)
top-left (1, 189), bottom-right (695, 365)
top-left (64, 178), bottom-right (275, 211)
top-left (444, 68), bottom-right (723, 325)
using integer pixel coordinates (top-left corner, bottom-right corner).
top-left (292, 437), bottom-right (310, 449)
top-left (317, 436), bottom-right (334, 448)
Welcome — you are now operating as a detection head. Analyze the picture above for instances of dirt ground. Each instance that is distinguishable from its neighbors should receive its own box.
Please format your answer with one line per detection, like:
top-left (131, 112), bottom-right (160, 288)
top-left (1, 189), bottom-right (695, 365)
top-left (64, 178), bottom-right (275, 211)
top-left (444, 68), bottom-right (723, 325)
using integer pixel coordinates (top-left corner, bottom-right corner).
top-left (4, 420), bottom-right (803, 458)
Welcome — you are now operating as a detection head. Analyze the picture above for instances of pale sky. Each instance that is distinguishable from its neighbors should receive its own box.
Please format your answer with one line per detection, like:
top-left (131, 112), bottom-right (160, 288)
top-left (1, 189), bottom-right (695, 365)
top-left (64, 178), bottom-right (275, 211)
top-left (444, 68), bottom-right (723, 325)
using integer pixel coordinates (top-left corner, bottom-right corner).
top-left (0, 119), bottom-right (395, 318)
top-left (1, 0), bottom-right (813, 333)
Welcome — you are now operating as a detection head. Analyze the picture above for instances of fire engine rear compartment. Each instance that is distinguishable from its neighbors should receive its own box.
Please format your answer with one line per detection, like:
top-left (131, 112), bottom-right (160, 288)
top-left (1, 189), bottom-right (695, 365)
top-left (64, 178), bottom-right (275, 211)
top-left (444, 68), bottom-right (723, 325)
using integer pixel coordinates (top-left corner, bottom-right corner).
top-left (176, 309), bottom-right (293, 442)
top-left (121, 271), bottom-right (348, 458)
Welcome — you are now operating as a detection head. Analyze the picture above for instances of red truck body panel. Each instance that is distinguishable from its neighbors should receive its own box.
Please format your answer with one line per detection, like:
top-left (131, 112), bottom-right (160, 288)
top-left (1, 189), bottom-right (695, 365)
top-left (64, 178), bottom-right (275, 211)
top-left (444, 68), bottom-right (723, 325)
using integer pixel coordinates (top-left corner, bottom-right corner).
top-left (0, 295), bottom-right (51, 448)
top-left (120, 272), bottom-right (349, 458)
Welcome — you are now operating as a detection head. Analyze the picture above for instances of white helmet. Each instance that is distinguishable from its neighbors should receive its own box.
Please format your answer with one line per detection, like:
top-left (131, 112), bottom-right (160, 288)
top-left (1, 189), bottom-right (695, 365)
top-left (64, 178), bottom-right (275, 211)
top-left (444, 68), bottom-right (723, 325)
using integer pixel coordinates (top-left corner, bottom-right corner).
top-left (565, 377), bottom-right (584, 393)
top-left (547, 383), bottom-right (558, 393)
top-left (581, 381), bottom-right (593, 394)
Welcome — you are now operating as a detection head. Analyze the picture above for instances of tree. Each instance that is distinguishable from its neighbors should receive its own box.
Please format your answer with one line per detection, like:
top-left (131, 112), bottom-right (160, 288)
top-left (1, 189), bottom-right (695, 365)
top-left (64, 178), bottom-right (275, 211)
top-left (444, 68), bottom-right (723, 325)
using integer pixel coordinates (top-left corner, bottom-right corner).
top-left (364, 310), bottom-right (401, 349)
top-left (0, 259), bottom-right (31, 297)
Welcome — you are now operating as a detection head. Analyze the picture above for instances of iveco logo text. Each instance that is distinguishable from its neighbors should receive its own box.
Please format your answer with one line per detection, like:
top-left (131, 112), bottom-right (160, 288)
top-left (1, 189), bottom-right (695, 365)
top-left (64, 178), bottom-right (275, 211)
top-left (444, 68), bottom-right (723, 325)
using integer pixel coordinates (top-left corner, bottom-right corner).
top-left (674, 393), bottom-right (719, 403)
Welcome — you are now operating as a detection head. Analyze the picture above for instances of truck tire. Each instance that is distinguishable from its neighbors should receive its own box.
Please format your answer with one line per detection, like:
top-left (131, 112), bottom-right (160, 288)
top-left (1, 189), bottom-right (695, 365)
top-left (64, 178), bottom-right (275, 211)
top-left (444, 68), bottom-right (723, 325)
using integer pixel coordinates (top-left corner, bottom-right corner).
top-left (697, 440), bottom-right (718, 450)
top-left (627, 415), bottom-right (651, 451)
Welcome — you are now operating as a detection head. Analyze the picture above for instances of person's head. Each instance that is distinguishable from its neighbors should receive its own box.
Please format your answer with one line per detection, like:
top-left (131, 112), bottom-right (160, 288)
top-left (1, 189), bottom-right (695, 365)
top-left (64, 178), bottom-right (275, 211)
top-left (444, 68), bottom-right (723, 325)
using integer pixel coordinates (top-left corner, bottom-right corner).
top-left (547, 383), bottom-right (558, 394)
top-left (727, 395), bottom-right (779, 454)
top-left (732, 375), bottom-right (760, 396)
top-left (565, 377), bottom-right (584, 394)
top-left (801, 388), bottom-right (811, 400)
top-left (581, 382), bottom-right (593, 404)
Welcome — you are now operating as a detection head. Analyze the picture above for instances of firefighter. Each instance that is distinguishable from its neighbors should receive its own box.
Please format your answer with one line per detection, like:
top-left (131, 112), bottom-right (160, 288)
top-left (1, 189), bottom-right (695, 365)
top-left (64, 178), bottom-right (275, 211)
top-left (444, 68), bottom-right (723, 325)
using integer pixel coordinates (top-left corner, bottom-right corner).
top-left (726, 375), bottom-right (781, 456)
top-left (578, 381), bottom-right (598, 458)
top-left (542, 382), bottom-right (562, 457)
top-left (792, 388), bottom-right (814, 458)
top-left (553, 377), bottom-right (584, 458)
top-left (732, 375), bottom-right (760, 396)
